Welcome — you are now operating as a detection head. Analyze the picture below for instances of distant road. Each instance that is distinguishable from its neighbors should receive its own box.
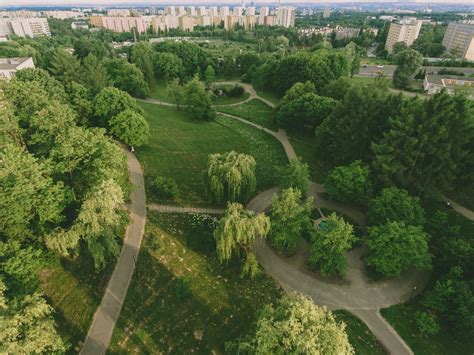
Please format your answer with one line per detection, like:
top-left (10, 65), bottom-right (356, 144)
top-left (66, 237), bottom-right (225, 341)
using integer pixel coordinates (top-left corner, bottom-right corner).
top-left (358, 64), bottom-right (474, 78)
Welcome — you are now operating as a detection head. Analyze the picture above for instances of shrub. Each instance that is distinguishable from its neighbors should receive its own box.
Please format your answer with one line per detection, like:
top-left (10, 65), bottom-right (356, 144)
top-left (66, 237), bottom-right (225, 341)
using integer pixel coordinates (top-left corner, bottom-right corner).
top-left (325, 160), bottom-right (372, 205)
top-left (415, 311), bottom-right (440, 336)
top-left (186, 213), bottom-right (217, 253)
top-left (148, 176), bottom-right (178, 201)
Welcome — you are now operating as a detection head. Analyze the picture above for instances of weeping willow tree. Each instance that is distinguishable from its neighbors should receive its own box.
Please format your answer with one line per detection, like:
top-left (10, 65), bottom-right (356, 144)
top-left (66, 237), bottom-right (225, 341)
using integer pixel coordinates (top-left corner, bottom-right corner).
top-left (214, 203), bottom-right (270, 278)
top-left (203, 151), bottom-right (257, 203)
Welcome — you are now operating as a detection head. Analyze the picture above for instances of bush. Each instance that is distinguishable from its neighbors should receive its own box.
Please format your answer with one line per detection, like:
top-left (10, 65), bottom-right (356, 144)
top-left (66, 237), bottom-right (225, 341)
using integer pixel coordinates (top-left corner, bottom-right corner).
top-left (185, 213), bottom-right (217, 253)
top-left (148, 176), bottom-right (178, 201)
top-left (325, 160), bottom-right (372, 205)
top-left (174, 276), bottom-right (192, 300)
top-left (415, 311), bottom-right (440, 336)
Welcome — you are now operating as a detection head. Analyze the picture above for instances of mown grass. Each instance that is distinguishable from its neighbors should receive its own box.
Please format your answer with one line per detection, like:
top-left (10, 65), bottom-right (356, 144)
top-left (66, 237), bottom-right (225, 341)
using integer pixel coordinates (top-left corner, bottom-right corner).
top-left (39, 255), bottom-right (115, 352)
top-left (287, 130), bottom-right (330, 184)
top-left (109, 212), bottom-right (282, 353)
top-left (212, 92), bottom-right (250, 105)
top-left (217, 99), bottom-right (277, 131)
top-left (137, 102), bottom-right (287, 206)
top-left (333, 310), bottom-right (386, 355)
top-left (381, 302), bottom-right (474, 355)
top-left (148, 82), bottom-right (174, 103)
top-left (255, 87), bottom-right (281, 105)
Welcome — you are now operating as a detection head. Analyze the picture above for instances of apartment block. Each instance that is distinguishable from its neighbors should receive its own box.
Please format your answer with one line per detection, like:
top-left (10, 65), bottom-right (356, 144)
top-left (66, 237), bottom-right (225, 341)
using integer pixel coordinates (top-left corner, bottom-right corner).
top-left (179, 16), bottom-right (195, 31)
top-left (220, 7), bottom-right (230, 17)
top-left (90, 16), bottom-right (146, 33)
top-left (107, 9), bottom-right (131, 17)
top-left (276, 7), bottom-right (295, 28)
top-left (385, 17), bottom-right (422, 53)
top-left (224, 15), bottom-right (237, 31)
top-left (0, 18), bottom-right (51, 38)
top-left (442, 21), bottom-right (474, 61)
top-left (243, 15), bottom-right (257, 31)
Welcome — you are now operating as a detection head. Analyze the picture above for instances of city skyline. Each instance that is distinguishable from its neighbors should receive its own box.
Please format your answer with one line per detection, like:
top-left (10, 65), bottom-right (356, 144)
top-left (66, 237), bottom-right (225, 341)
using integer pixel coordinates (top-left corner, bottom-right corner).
top-left (2, 0), bottom-right (474, 7)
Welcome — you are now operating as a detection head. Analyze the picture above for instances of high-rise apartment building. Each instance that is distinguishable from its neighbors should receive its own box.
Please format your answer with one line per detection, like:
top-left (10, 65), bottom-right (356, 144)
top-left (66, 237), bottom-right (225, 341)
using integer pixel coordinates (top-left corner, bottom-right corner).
top-left (224, 15), bottom-right (237, 31)
top-left (197, 6), bottom-right (207, 17)
top-left (234, 7), bottom-right (244, 17)
top-left (0, 18), bottom-right (51, 38)
top-left (90, 16), bottom-right (146, 33)
top-left (187, 6), bottom-right (196, 16)
top-left (246, 7), bottom-right (256, 16)
top-left (209, 6), bottom-right (219, 17)
top-left (165, 6), bottom-right (176, 16)
top-left (179, 16), bottom-right (194, 31)
top-left (442, 21), bottom-right (474, 61)
top-left (220, 7), bottom-right (230, 17)
top-left (276, 7), bottom-right (295, 28)
top-left (385, 17), bottom-right (422, 53)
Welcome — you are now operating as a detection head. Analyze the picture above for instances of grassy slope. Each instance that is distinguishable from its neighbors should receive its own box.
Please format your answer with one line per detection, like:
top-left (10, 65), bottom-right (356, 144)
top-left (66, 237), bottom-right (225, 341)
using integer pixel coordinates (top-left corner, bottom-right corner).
top-left (39, 256), bottom-right (115, 351)
top-left (217, 99), bottom-right (278, 131)
top-left (137, 102), bottom-right (287, 206)
top-left (381, 302), bottom-right (473, 355)
top-left (255, 87), bottom-right (281, 105)
top-left (333, 310), bottom-right (386, 355)
top-left (109, 212), bottom-right (282, 353)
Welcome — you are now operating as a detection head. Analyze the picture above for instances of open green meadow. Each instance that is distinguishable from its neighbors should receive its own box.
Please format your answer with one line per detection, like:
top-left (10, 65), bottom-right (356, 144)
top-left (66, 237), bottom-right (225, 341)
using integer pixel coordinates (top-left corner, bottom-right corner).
top-left (136, 101), bottom-right (288, 206)
top-left (217, 99), bottom-right (277, 131)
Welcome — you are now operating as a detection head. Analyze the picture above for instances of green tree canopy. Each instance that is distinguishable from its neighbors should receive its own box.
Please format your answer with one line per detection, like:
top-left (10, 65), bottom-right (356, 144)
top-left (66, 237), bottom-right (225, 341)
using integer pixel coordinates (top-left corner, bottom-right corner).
top-left (47, 179), bottom-right (125, 269)
top-left (214, 203), bottom-right (270, 278)
top-left (0, 287), bottom-right (66, 354)
top-left (366, 221), bottom-right (431, 277)
top-left (367, 187), bottom-right (425, 227)
top-left (0, 145), bottom-right (65, 240)
top-left (279, 158), bottom-right (310, 196)
top-left (183, 75), bottom-right (216, 120)
top-left (270, 188), bottom-right (313, 254)
top-left (48, 48), bottom-right (81, 85)
top-left (153, 52), bottom-right (184, 81)
top-left (130, 41), bottom-right (155, 86)
top-left (309, 213), bottom-right (356, 278)
top-left (392, 48), bottom-right (423, 90)
top-left (204, 65), bottom-right (216, 87)
top-left (103, 58), bottom-right (149, 98)
top-left (325, 160), bottom-right (373, 205)
top-left (65, 81), bottom-right (93, 126)
top-left (80, 54), bottom-right (109, 95)
top-left (93, 86), bottom-right (143, 127)
top-left (109, 109), bottom-right (150, 148)
top-left (231, 294), bottom-right (354, 354)
top-left (203, 151), bottom-right (257, 203)
top-left (276, 81), bottom-right (335, 130)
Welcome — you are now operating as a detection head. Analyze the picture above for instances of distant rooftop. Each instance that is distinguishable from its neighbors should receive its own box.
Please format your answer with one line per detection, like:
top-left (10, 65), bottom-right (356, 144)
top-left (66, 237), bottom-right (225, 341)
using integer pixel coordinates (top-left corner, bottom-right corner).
top-left (426, 74), bottom-right (474, 87)
top-left (0, 57), bottom-right (31, 70)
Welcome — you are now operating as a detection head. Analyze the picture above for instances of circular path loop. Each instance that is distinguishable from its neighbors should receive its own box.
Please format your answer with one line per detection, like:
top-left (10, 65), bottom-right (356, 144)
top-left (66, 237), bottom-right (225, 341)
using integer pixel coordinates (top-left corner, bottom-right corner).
top-left (125, 82), bottom-right (473, 355)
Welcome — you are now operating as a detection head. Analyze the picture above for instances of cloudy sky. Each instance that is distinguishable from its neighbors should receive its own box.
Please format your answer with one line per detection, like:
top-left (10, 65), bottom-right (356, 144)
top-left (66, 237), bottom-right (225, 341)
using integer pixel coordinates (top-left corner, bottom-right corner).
top-left (2, 0), bottom-right (473, 5)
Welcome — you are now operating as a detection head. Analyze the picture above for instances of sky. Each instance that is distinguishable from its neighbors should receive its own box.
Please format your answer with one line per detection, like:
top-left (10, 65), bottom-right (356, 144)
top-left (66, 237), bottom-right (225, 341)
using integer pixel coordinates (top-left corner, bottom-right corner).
top-left (0, 0), bottom-right (474, 7)
top-left (2, 0), bottom-right (474, 5)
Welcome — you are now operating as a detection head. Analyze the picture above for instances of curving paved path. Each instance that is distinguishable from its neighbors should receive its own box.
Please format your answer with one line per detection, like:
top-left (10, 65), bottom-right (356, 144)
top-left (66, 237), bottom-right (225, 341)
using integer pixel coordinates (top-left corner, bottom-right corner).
top-left (136, 82), bottom-right (474, 354)
top-left (148, 203), bottom-right (224, 215)
top-left (80, 148), bottom-right (146, 355)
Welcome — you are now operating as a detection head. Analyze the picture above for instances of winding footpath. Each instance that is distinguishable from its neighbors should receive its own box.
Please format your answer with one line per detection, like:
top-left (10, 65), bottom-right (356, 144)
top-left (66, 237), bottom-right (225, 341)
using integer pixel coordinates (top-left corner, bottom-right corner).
top-left (81, 148), bottom-right (146, 355)
top-left (85, 82), bottom-right (473, 354)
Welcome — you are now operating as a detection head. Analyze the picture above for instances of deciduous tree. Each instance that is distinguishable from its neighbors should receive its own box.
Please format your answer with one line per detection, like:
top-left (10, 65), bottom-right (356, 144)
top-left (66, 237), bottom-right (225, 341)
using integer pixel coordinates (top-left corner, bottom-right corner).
top-left (270, 188), bottom-right (313, 254)
top-left (109, 109), bottom-right (149, 147)
top-left (366, 221), bottom-right (431, 277)
top-left (279, 158), bottom-right (310, 196)
top-left (214, 203), bottom-right (270, 278)
top-left (309, 213), bottom-right (355, 278)
top-left (203, 151), bottom-right (257, 203)
top-left (231, 294), bottom-right (354, 354)
top-left (183, 76), bottom-right (216, 120)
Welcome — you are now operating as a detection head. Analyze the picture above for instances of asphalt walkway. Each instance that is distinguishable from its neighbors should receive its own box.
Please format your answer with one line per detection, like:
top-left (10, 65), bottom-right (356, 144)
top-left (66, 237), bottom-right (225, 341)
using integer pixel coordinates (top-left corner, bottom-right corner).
top-left (80, 148), bottom-right (147, 355)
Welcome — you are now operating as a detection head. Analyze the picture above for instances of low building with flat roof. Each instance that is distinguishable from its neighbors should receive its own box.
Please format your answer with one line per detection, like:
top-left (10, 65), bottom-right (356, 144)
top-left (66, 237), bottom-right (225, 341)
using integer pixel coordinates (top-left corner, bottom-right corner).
top-left (0, 57), bottom-right (35, 80)
top-left (424, 74), bottom-right (474, 98)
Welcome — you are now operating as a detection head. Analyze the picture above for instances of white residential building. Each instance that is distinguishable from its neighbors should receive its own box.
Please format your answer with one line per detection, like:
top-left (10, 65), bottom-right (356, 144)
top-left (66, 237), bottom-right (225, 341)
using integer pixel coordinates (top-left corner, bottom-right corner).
top-left (197, 6), bottom-right (207, 17)
top-left (176, 6), bottom-right (186, 16)
top-left (187, 6), bottom-right (196, 16)
top-left (220, 7), bottom-right (230, 17)
top-left (234, 7), bottom-right (244, 17)
top-left (165, 6), bottom-right (176, 16)
top-left (209, 7), bottom-right (219, 17)
top-left (385, 17), bottom-right (422, 53)
top-left (0, 57), bottom-right (35, 80)
top-left (276, 7), bottom-right (295, 28)
top-left (0, 18), bottom-right (51, 38)
top-left (442, 21), bottom-right (474, 61)
top-left (246, 7), bottom-right (256, 16)
top-left (107, 9), bottom-right (131, 17)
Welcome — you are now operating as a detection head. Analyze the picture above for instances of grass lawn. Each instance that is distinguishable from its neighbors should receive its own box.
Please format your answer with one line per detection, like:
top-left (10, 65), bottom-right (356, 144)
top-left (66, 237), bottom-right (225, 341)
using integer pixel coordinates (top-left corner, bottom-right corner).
top-left (217, 99), bottom-right (277, 131)
top-left (381, 302), bottom-right (473, 355)
top-left (109, 212), bottom-right (282, 353)
top-left (137, 101), bottom-right (287, 206)
top-left (255, 87), bottom-right (281, 105)
top-left (212, 92), bottom-right (250, 105)
top-left (287, 130), bottom-right (330, 184)
top-left (333, 310), bottom-right (386, 355)
top-left (446, 187), bottom-right (474, 211)
top-left (38, 255), bottom-right (115, 352)
top-left (423, 198), bottom-right (474, 235)
top-left (148, 82), bottom-right (174, 103)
